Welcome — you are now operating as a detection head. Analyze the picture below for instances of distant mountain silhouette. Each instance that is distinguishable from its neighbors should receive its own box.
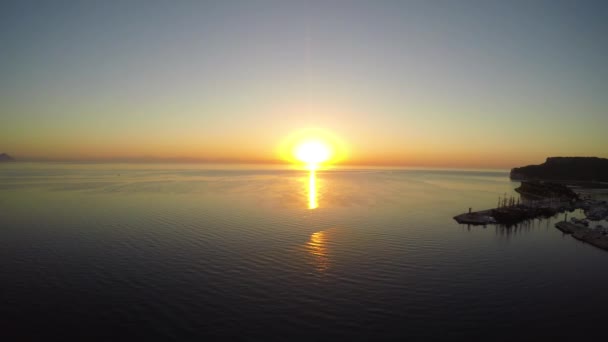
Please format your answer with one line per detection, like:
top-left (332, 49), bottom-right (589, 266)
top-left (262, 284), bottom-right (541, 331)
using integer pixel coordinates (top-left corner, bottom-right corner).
top-left (0, 153), bottom-right (15, 162)
top-left (511, 157), bottom-right (608, 182)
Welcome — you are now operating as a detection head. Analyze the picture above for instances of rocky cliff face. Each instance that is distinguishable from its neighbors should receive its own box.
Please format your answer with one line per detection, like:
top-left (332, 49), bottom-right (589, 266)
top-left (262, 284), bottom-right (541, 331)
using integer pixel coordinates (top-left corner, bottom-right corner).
top-left (510, 157), bottom-right (608, 182)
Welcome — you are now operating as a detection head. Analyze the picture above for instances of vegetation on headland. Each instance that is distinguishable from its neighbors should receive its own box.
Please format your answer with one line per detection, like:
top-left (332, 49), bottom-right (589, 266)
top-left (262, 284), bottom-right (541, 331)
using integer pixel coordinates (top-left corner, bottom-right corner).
top-left (510, 157), bottom-right (608, 182)
top-left (514, 181), bottom-right (579, 200)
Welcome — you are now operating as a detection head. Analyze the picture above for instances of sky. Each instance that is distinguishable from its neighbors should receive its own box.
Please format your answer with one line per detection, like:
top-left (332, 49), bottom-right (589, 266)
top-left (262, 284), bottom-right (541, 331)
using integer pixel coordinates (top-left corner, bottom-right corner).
top-left (1, 0), bottom-right (607, 168)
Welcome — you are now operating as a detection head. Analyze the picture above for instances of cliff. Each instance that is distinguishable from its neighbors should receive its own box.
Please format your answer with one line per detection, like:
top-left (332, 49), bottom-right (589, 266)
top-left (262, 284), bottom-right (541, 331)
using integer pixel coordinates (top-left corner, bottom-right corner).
top-left (510, 157), bottom-right (608, 182)
top-left (0, 153), bottom-right (15, 162)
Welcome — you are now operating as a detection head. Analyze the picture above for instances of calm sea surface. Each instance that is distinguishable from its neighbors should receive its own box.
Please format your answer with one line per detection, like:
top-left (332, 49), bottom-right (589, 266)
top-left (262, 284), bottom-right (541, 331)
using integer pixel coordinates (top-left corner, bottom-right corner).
top-left (1, 163), bottom-right (607, 340)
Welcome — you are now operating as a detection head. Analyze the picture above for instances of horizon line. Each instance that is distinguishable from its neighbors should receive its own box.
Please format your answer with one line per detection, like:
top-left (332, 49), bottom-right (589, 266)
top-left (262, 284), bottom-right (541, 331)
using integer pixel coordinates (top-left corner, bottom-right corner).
top-left (2, 154), bottom-right (527, 170)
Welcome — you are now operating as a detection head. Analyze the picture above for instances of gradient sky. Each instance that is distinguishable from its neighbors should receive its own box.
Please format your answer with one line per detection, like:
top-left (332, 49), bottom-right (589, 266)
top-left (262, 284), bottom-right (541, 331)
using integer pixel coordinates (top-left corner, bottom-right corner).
top-left (1, 0), bottom-right (607, 168)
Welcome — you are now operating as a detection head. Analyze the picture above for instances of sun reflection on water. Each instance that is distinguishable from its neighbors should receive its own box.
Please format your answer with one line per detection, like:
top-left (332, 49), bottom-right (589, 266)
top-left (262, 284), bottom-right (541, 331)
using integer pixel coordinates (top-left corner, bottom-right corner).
top-left (308, 169), bottom-right (318, 209)
top-left (307, 230), bottom-right (329, 272)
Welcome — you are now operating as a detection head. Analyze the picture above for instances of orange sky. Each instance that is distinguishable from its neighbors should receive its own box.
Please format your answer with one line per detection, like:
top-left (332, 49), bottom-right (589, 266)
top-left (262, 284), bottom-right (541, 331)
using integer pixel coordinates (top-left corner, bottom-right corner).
top-left (2, 2), bottom-right (607, 169)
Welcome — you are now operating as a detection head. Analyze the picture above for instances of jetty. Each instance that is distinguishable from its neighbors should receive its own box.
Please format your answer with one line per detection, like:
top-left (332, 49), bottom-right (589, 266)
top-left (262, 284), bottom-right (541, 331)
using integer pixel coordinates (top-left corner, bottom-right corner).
top-left (555, 221), bottom-right (608, 251)
top-left (453, 209), bottom-right (496, 225)
top-left (454, 204), bottom-right (566, 226)
top-left (454, 193), bottom-right (573, 226)
top-left (453, 179), bottom-right (606, 226)
top-left (454, 180), bottom-right (608, 252)
top-left (455, 162), bottom-right (608, 251)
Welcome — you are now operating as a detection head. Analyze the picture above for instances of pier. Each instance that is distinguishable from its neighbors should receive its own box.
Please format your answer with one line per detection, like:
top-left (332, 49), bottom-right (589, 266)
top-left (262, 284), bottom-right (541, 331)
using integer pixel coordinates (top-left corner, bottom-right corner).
top-left (555, 221), bottom-right (608, 251)
top-left (453, 194), bottom-right (573, 226)
top-left (453, 181), bottom-right (608, 251)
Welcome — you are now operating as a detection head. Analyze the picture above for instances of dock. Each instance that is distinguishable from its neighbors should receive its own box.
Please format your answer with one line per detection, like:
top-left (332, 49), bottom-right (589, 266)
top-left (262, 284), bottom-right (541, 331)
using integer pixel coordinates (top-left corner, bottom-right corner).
top-left (454, 204), bottom-right (566, 226)
top-left (555, 221), bottom-right (608, 251)
top-left (454, 179), bottom-right (608, 251)
top-left (453, 209), bottom-right (495, 225)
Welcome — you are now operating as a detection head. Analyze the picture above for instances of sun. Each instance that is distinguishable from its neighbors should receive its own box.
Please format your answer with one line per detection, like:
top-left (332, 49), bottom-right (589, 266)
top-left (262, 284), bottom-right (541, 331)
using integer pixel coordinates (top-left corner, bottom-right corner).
top-left (278, 128), bottom-right (347, 168)
top-left (294, 140), bottom-right (332, 167)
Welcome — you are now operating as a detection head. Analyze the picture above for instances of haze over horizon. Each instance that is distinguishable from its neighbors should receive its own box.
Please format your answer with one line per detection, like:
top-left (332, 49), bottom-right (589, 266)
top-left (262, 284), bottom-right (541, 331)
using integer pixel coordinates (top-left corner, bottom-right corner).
top-left (2, 1), bottom-right (607, 168)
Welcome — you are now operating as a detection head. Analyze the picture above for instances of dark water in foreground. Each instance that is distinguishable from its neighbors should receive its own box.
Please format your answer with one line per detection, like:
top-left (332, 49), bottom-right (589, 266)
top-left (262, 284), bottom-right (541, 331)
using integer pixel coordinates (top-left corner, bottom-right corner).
top-left (1, 163), bottom-right (607, 340)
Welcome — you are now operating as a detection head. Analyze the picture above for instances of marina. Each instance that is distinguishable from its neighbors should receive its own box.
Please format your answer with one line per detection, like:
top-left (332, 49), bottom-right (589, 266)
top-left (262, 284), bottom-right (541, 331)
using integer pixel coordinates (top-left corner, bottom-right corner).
top-left (454, 181), bottom-right (608, 251)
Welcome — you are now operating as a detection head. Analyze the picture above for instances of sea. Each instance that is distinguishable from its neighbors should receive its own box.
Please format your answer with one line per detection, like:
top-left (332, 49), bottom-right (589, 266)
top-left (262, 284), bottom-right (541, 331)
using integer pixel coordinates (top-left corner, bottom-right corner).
top-left (1, 163), bottom-right (607, 340)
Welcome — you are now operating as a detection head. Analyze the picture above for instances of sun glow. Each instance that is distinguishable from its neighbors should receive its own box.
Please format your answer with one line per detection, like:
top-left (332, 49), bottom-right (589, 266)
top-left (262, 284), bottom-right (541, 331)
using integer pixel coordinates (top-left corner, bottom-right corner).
top-left (278, 128), bottom-right (347, 168)
top-left (295, 140), bottom-right (331, 167)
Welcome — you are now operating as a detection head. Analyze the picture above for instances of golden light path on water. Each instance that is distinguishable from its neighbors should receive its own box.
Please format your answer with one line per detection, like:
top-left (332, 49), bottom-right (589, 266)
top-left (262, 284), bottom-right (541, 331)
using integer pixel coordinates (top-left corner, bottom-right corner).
top-left (282, 129), bottom-right (343, 211)
top-left (291, 140), bottom-right (328, 210)
top-left (305, 167), bottom-right (329, 272)
top-left (306, 230), bottom-right (329, 272)
top-left (308, 168), bottom-right (318, 210)
top-left (287, 133), bottom-right (334, 271)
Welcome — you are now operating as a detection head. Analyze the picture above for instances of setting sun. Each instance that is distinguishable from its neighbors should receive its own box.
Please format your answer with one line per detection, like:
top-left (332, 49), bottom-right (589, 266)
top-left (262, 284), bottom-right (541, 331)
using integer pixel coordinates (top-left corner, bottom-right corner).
top-left (278, 128), bottom-right (348, 168)
top-left (295, 140), bottom-right (331, 166)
